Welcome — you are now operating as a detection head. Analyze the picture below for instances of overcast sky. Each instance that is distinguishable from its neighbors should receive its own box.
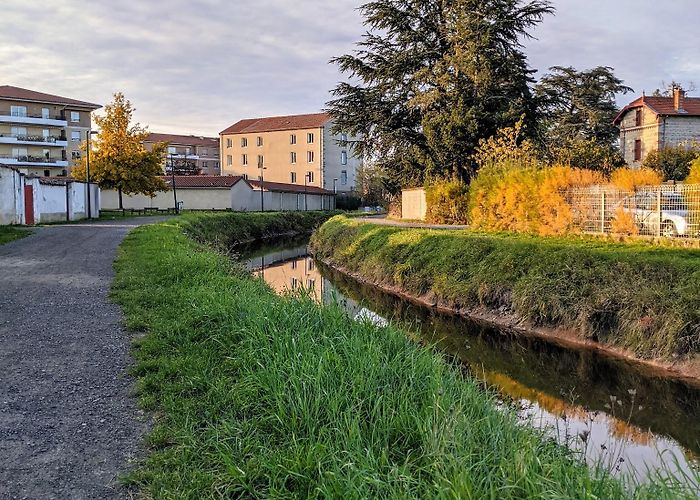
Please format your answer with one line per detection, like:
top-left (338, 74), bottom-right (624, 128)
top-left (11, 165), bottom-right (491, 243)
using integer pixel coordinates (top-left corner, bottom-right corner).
top-left (2, 0), bottom-right (698, 137)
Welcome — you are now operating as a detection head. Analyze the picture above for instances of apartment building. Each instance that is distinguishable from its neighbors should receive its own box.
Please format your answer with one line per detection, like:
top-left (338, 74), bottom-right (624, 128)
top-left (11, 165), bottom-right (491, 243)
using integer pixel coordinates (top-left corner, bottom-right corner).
top-left (143, 133), bottom-right (220, 175)
top-left (614, 87), bottom-right (700, 167)
top-left (0, 85), bottom-right (101, 177)
top-left (220, 113), bottom-right (360, 193)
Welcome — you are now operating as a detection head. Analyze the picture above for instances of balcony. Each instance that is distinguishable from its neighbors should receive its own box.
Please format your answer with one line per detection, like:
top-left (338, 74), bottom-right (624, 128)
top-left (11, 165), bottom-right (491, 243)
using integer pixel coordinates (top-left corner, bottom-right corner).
top-left (0, 154), bottom-right (69, 167)
top-left (169, 153), bottom-right (200, 160)
top-left (0, 134), bottom-right (68, 147)
top-left (0, 112), bottom-right (67, 127)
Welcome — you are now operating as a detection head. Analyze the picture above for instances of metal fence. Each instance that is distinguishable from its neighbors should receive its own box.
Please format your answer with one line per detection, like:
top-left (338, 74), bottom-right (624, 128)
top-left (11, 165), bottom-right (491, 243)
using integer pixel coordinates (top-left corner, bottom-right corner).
top-left (565, 184), bottom-right (700, 239)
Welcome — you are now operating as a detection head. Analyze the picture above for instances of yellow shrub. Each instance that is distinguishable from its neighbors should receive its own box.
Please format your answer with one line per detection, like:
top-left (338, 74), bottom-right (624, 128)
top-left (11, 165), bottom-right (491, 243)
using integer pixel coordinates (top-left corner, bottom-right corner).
top-left (610, 168), bottom-right (662, 191)
top-left (686, 157), bottom-right (700, 184)
top-left (425, 181), bottom-right (469, 224)
top-left (610, 206), bottom-right (639, 235)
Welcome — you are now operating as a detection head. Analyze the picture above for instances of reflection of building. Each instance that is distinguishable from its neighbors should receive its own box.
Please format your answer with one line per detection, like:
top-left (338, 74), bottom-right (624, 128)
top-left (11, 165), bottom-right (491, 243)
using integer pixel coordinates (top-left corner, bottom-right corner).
top-left (143, 133), bottom-right (220, 175)
top-left (254, 255), bottom-right (326, 303)
top-left (0, 86), bottom-right (100, 177)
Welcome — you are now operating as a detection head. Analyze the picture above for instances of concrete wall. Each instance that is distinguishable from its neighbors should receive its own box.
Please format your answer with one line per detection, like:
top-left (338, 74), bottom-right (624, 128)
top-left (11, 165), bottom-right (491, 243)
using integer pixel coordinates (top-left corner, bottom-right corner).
top-left (0, 167), bottom-right (24, 224)
top-left (231, 181), bottom-right (335, 212)
top-left (101, 188), bottom-right (233, 210)
top-left (401, 188), bottom-right (427, 220)
top-left (36, 181), bottom-right (67, 223)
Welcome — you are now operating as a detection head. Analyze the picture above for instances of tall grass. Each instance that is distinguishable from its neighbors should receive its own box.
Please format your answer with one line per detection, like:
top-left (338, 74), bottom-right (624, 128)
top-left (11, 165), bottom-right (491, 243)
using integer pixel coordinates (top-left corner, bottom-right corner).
top-left (0, 225), bottom-right (32, 245)
top-left (311, 216), bottom-right (700, 360)
top-left (110, 213), bottom-right (697, 498)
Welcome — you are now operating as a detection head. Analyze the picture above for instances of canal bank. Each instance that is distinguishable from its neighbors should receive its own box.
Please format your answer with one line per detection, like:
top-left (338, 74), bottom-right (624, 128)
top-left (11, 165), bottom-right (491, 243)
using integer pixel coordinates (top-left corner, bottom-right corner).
top-left (111, 212), bottom-right (697, 497)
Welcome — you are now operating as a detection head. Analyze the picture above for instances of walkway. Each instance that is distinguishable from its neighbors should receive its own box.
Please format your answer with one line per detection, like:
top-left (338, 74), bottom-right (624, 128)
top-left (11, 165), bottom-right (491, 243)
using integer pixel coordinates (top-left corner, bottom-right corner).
top-left (0, 217), bottom-right (169, 499)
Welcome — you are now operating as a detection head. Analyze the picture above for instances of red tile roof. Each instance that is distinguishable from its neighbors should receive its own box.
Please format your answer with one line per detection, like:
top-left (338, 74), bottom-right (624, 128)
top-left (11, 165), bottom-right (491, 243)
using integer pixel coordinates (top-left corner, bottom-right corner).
top-left (146, 133), bottom-right (219, 147)
top-left (163, 175), bottom-right (241, 188)
top-left (614, 95), bottom-right (700, 124)
top-left (220, 113), bottom-right (331, 135)
top-left (0, 85), bottom-right (101, 109)
top-left (247, 179), bottom-right (334, 195)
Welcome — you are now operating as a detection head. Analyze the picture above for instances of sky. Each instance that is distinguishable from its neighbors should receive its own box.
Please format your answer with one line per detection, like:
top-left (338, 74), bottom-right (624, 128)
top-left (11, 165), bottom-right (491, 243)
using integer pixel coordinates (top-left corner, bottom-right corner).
top-left (2, 0), bottom-right (698, 137)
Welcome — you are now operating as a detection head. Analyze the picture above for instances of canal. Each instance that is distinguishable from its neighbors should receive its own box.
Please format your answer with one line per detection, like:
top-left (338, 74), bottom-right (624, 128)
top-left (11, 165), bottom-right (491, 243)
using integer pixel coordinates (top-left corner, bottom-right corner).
top-left (240, 238), bottom-right (700, 483)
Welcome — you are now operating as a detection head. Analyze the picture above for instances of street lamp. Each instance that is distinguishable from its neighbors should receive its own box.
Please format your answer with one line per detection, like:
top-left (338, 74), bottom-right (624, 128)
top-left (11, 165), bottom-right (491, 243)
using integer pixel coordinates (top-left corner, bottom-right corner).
top-left (304, 172), bottom-right (311, 211)
top-left (170, 152), bottom-right (179, 214)
top-left (259, 166), bottom-right (267, 212)
top-left (86, 130), bottom-right (99, 218)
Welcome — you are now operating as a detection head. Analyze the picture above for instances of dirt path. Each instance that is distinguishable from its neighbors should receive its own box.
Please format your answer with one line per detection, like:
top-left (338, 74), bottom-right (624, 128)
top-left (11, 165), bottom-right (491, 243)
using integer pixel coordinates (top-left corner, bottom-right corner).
top-left (0, 217), bottom-right (169, 499)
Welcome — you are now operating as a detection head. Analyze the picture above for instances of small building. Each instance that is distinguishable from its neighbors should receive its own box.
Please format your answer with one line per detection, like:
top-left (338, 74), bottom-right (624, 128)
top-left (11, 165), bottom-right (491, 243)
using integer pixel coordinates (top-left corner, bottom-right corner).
top-left (614, 87), bottom-right (700, 167)
top-left (143, 133), bottom-right (221, 176)
top-left (219, 113), bottom-right (360, 194)
top-left (0, 85), bottom-right (101, 177)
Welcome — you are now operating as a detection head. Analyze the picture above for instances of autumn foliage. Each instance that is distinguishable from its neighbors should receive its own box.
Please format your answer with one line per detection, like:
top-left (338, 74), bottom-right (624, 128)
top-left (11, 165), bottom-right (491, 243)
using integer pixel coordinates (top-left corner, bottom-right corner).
top-left (609, 168), bottom-right (662, 191)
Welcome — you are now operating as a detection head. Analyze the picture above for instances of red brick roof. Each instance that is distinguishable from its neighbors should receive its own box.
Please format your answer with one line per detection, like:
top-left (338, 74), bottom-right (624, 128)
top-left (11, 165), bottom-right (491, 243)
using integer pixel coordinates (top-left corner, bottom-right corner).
top-left (220, 113), bottom-right (331, 135)
top-left (614, 95), bottom-right (700, 124)
top-left (0, 85), bottom-right (101, 109)
top-left (247, 179), bottom-right (334, 195)
top-left (163, 175), bottom-right (241, 188)
top-left (146, 133), bottom-right (219, 147)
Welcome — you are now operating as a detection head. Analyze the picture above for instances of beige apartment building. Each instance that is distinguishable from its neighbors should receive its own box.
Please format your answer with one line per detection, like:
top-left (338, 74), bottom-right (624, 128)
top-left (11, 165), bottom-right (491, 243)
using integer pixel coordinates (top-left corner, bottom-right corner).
top-left (220, 113), bottom-right (360, 193)
top-left (144, 133), bottom-right (220, 176)
top-left (0, 85), bottom-right (100, 177)
top-left (614, 87), bottom-right (700, 167)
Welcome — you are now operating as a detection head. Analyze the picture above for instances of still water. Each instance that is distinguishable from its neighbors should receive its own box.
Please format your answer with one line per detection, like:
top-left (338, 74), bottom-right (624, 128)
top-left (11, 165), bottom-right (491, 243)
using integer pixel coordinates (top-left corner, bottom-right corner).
top-left (241, 239), bottom-right (700, 483)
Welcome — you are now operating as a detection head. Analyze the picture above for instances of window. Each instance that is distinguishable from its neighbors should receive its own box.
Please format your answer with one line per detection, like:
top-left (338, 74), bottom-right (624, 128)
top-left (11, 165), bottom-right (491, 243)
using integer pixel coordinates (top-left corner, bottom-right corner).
top-left (71, 131), bottom-right (81, 142)
top-left (291, 260), bottom-right (297, 270)
top-left (307, 151), bottom-right (314, 163)
top-left (290, 134), bottom-right (297, 145)
top-left (308, 259), bottom-right (315, 271)
top-left (202, 148), bottom-right (208, 156)
top-left (340, 133), bottom-right (348, 143)
top-left (257, 136), bottom-right (263, 147)
top-left (10, 106), bottom-right (26, 117)
top-left (43, 149), bottom-right (50, 160)
top-left (168, 146), bottom-right (177, 154)
top-left (42, 108), bottom-right (50, 119)
top-left (203, 161), bottom-right (208, 168)
top-left (341, 170), bottom-right (348, 185)
top-left (44, 170), bottom-right (51, 177)
top-left (257, 155), bottom-right (264, 167)
top-left (226, 155), bottom-right (233, 166)
top-left (307, 171), bottom-right (314, 183)
top-left (307, 132), bottom-right (314, 144)
top-left (242, 154), bottom-right (248, 166)
top-left (11, 127), bottom-right (27, 137)
top-left (42, 129), bottom-right (50, 139)
top-left (290, 152), bottom-right (297, 164)
top-left (291, 277), bottom-right (299, 290)
top-left (241, 137), bottom-right (248, 147)
top-left (215, 162), bottom-right (219, 168)
top-left (12, 147), bottom-right (28, 158)
top-left (634, 140), bottom-right (642, 161)
top-left (227, 138), bottom-right (233, 148)
top-left (71, 151), bottom-right (82, 160)
top-left (242, 173), bottom-right (248, 180)
top-left (185, 147), bottom-right (191, 155)
top-left (307, 279), bottom-right (316, 290)
top-left (341, 151), bottom-right (348, 165)
top-left (635, 109), bottom-right (642, 127)
top-left (290, 172), bottom-right (297, 183)
top-left (70, 111), bottom-right (80, 122)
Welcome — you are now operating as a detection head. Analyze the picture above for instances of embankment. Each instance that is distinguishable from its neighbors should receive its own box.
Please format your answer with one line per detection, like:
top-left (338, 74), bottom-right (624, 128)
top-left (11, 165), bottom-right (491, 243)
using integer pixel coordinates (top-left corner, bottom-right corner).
top-left (310, 216), bottom-right (700, 374)
top-left (110, 212), bottom-right (689, 497)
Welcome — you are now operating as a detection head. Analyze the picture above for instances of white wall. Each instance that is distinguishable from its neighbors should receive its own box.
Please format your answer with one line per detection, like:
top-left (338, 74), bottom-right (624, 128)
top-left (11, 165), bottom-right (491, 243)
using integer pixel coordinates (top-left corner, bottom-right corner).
top-left (231, 181), bottom-right (335, 212)
top-left (0, 167), bottom-right (24, 225)
top-left (402, 188), bottom-right (427, 220)
top-left (101, 188), bottom-right (233, 210)
top-left (322, 123), bottom-right (360, 193)
top-left (36, 182), bottom-right (68, 223)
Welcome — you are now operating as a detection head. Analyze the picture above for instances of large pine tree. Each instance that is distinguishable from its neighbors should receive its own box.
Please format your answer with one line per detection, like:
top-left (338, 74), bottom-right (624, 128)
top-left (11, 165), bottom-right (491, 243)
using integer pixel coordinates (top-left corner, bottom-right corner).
top-left (327, 0), bottom-right (553, 189)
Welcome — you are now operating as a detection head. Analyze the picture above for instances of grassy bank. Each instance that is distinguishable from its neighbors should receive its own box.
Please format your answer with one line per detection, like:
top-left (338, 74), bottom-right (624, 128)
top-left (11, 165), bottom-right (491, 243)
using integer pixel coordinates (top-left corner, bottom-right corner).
top-left (311, 216), bottom-right (700, 361)
top-left (110, 212), bottom-right (693, 498)
top-left (0, 226), bottom-right (32, 245)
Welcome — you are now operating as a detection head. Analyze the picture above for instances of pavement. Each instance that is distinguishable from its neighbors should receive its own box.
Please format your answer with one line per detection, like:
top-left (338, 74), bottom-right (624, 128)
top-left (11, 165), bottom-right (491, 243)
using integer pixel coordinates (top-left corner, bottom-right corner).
top-left (0, 217), bottom-right (170, 499)
top-left (354, 215), bottom-right (469, 230)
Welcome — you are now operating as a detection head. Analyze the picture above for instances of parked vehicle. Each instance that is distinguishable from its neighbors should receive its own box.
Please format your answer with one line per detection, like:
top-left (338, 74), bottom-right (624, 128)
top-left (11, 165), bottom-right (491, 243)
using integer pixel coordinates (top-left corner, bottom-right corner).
top-left (619, 192), bottom-right (690, 237)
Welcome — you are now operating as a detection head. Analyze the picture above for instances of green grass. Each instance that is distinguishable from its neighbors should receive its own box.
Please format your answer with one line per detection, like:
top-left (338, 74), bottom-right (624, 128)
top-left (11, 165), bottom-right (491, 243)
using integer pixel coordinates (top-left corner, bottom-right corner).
top-left (0, 225), bottom-right (32, 245)
top-left (310, 216), bottom-right (700, 361)
top-left (112, 212), bottom-right (696, 498)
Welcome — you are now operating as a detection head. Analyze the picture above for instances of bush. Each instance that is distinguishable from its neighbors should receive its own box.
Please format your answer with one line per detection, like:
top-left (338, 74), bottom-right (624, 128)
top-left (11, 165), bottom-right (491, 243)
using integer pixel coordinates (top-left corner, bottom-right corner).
top-left (642, 145), bottom-right (700, 181)
top-left (686, 157), bottom-right (700, 184)
top-left (610, 167), bottom-right (662, 191)
top-left (335, 194), bottom-right (362, 211)
top-left (424, 181), bottom-right (469, 224)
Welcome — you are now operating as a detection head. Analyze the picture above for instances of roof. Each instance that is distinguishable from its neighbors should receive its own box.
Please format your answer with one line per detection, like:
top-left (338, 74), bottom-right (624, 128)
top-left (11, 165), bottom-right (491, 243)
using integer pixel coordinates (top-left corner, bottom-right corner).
top-left (163, 175), bottom-right (241, 188)
top-left (0, 85), bottom-right (101, 109)
top-left (220, 113), bottom-right (331, 135)
top-left (614, 95), bottom-right (700, 124)
top-left (145, 133), bottom-right (219, 147)
top-left (247, 179), bottom-right (334, 195)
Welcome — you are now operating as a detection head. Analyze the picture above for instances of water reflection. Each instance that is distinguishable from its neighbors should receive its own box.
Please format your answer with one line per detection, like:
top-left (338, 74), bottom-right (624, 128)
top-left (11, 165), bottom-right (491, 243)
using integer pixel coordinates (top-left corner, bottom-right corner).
top-left (242, 243), bottom-right (700, 482)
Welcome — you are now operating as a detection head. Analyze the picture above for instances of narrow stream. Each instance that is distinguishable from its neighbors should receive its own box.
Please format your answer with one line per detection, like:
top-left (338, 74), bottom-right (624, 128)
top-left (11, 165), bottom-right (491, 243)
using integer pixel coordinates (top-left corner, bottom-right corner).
top-left (240, 238), bottom-right (700, 483)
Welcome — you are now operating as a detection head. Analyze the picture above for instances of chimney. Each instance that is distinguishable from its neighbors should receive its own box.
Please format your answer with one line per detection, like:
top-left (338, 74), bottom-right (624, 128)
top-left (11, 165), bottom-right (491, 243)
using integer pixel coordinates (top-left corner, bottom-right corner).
top-left (673, 86), bottom-right (686, 112)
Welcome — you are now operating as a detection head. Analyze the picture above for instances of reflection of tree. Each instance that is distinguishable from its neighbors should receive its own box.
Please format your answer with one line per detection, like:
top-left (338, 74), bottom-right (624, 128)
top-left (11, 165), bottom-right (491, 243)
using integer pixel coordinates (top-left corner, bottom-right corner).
top-left (167, 158), bottom-right (201, 176)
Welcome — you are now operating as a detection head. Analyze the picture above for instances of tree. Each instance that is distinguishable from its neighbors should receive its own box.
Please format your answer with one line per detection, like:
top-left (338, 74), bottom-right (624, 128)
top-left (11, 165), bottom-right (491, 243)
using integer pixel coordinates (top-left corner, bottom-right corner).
top-left (642, 145), bottom-right (700, 181)
top-left (72, 93), bottom-right (167, 208)
top-left (327, 0), bottom-right (554, 190)
top-left (535, 66), bottom-right (632, 168)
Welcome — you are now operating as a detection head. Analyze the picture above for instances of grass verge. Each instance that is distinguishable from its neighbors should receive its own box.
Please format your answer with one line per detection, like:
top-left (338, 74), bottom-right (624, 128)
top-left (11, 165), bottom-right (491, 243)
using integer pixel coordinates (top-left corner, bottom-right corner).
top-left (310, 216), bottom-right (700, 361)
top-left (0, 225), bottom-right (32, 245)
top-left (113, 212), bottom-right (694, 497)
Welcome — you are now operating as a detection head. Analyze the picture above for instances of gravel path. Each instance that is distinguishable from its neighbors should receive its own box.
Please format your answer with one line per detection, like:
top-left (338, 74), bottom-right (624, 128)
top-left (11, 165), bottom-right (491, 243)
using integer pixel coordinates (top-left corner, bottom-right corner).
top-left (0, 217), bottom-right (169, 499)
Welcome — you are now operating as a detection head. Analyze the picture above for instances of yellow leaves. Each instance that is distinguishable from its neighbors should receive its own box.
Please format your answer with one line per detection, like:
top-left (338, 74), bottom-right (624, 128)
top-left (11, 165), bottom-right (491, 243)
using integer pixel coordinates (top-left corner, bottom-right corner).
top-left (610, 168), bottom-right (662, 191)
top-left (686, 157), bottom-right (700, 184)
top-left (610, 206), bottom-right (639, 236)
top-left (425, 181), bottom-right (470, 224)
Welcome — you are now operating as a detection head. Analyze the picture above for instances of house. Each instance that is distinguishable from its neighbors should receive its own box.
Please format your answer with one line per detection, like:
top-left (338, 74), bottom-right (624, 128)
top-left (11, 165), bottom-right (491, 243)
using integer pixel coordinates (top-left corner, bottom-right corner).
top-left (0, 85), bottom-right (101, 177)
top-left (143, 133), bottom-right (220, 176)
top-left (219, 113), bottom-right (360, 193)
top-left (614, 87), bottom-right (700, 167)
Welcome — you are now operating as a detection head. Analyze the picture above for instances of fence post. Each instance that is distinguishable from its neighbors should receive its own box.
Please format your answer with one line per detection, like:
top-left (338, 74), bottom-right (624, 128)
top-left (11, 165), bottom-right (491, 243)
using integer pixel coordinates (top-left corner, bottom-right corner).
top-left (600, 191), bottom-right (606, 234)
top-left (656, 190), bottom-right (662, 237)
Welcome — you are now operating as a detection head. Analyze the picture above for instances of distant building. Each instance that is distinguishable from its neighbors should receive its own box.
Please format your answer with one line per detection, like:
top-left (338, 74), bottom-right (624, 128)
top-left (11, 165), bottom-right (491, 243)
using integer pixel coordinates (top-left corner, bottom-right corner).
top-left (143, 133), bottom-right (220, 176)
top-left (0, 85), bottom-right (101, 177)
top-left (219, 113), bottom-right (360, 193)
top-left (614, 87), bottom-right (700, 167)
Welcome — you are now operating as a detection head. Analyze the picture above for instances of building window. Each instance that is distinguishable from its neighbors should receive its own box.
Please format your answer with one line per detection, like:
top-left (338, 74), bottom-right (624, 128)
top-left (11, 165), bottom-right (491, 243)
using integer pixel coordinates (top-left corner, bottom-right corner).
top-left (290, 134), bottom-right (297, 145)
top-left (340, 133), bottom-right (348, 143)
top-left (72, 151), bottom-right (82, 160)
top-left (242, 154), bottom-right (248, 166)
top-left (290, 152), bottom-right (297, 164)
top-left (241, 137), bottom-right (248, 148)
top-left (341, 151), bottom-right (348, 165)
top-left (42, 108), bottom-right (50, 119)
top-left (11, 126), bottom-right (27, 137)
top-left (290, 172), bottom-right (297, 183)
top-left (185, 147), bottom-right (191, 155)
top-left (308, 259), bottom-right (315, 271)
top-left (44, 170), bottom-right (51, 177)
top-left (71, 131), bottom-right (81, 142)
top-left (168, 146), bottom-right (177, 154)
top-left (257, 136), bottom-right (263, 147)
top-left (307, 151), bottom-right (314, 163)
top-left (215, 162), bottom-right (219, 168)
top-left (70, 111), bottom-right (80, 122)
top-left (634, 140), bottom-right (642, 161)
top-left (10, 105), bottom-right (27, 117)
top-left (227, 155), bottom-right (233, 166)
top-left (635, 109), bottom-right (642, 127)
top-left (341, 170), bottom-right (348, 185)
top-left (291, 260), bottom-right (297, 270)
top-left (202, 148), bottom-right (208, 156)
top-left (307, 171), bottom-right (314, 183)
top-left (307, 279), bottom-right (316, 290)
top-left (42, 129), bottom-right (50, 139)
top-left (257, 155), bottom-right (264, 167)
top-left (242, 173), bottom-right (248, 180)
top-left (227, 138), bottom-right (233, 148)
top-left (307, 132), bottom-right (314, 144)
top-left (203, 161), bottom-right (208, 168)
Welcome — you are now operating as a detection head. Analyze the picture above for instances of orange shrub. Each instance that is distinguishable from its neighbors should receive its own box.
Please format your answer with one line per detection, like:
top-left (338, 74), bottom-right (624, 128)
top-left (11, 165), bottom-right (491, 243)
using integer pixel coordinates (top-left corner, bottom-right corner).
top-left (610, 205), bottom-right (639, 235)
top-left (610, 168), bottom-right (662, 191)
top-left (686, 157), bottom-right (700, 184)
top-left (425, 181), bottom-right (469, 224)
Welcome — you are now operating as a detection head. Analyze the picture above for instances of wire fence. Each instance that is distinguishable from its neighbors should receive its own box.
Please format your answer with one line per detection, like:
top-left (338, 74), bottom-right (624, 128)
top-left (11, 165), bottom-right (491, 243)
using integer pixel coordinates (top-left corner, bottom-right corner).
top-left (566, 184), bottom-right (700, 239)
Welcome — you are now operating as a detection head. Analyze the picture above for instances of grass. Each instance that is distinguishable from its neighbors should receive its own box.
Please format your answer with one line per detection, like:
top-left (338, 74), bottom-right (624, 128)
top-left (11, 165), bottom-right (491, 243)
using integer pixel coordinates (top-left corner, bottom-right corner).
top-left (112, 212), bottom-right (696, 498)
top-left (0, 225), bottom-right (32, 245)
top-left (310, 216), bottom-right (700, 361)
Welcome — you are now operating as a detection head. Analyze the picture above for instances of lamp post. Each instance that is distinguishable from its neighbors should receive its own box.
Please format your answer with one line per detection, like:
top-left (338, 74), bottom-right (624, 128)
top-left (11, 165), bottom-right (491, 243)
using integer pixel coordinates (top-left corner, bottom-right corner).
top-left (170, 153), bottom-right (179, 214)
top-left (259, 166), bottom-right (267, 212)
top-left (332, 178), bottom-right (338, 210)
top-left (304, 173), bottom-right (310, 211)
top-left (86, 130), bottom-right (98, 218)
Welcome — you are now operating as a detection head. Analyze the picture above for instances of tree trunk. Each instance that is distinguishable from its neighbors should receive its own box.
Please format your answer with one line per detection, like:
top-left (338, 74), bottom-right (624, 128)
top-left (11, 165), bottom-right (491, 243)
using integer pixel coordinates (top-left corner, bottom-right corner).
top-left (118, 188), bottom-right (123, 210)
